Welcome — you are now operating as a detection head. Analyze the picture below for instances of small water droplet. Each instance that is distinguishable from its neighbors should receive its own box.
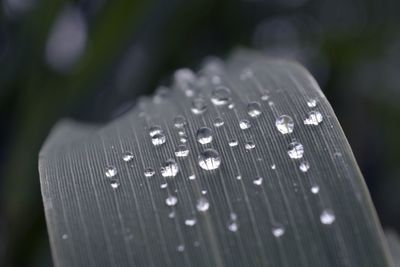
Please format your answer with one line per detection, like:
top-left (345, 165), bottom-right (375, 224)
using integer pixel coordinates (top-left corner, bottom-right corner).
top-left (177, 244), bottom-right (185, 252)
top-left (201, 189), bottom-right (207, 195)
top-left (161, 159), bottom-right (179, 177)
top-left (239, 119), bottom-right (251, 130)
top-left (307, 99), bottom-right (317, 108)
top-left (304, 111), bottom-right (323, 125)
top-left (191, 98), bottom-right (207, 114)
top-left (185, 218), bottom-right (197, 226)
top-left (261, 94), bottom-right (270, 101)
top-left (160, 183), bottom-right (168, 189)
top-left (227, 216), bottom-right (239, 232)
top-left (198, 149), bottom-right (221, 170)
top-left (211, 86), bottom-right (231, 106)
top-left (105, 166), bottom-right (117, 178)
top-left (151, 133), bottom-right (166, 146)
top-left (149, 125), bottom-right (163, 137)
top-left (253, 177), bottom-right (263, 185)
top-left (236, 175), bottom-right (242, 180)
top-left (228, 139), bottom-right (238, 147)
top-left (196, 197), bottom-right (210, 212)
top-left (173, 115), bottom-right (187, 128)
top-left (275, 115), bottom-right (294, 134)
top-left (247, 101), bottom-right (262, 117)
top-left (165, 196), bottom-right (178, 206)
top-left (311, 185), bottom-right (320, 194)
top-left (299, 161), bottom-right (310, 172)
top-left (175, 144), bottom-right (189, 157)
top-left (179, 135), bottom-right (188, 143)
top-left (196, 127), bottom-right (213, 144)
top-left (62, 234), bottom-right (68, 240)
top-left (188, 174), bottom-right (196, 180)
top-left (320, 209), bottom-right (335, 225)
top-left (245, 141), bottom-right (256, 150)
top-left (122, 151), bottom-right (134, 162)
top-left (211, 75), bottom-right (221, 84)
top-left (272, 226), bottom-right (285, 237)
top-left (213, 117), bottom-right (224, 127)
top-left (144, 168), bottom-right (155, 177)
top-left (271, 164), bottom-right (276, 170)
top-left (228, 102), bottom-right (235, 109)
top-left (110, 179), bottom-right (120, 189)
top-left (168, 210), bottom-right (175, 218)
top-left (287, 141), bottom-right (304, 159)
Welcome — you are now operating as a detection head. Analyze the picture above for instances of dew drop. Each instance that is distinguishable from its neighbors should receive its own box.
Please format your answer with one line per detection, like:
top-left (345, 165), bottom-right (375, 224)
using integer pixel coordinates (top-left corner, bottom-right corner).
top-left (198, 149), bottom-right (221, 170)
top-left (287, 141), bottom-right (304, 159)
top-left (239, 119), bottom-right (251, 130)
top-left (271, 164), bottom-right (276, 170)
top-left (299, 161), bottom-right (310, 172)
top-left (201, 189), bottom-right (207, 195)
top-left (122, 151), bottom-right (134, 162)
top-left (144, 168), bottom-right (155, 177)
top-left (161, 159), bottom-right (179, 177)
top-left (165, 196), bottom-right (178, 206)
top-left (196, 127), bottom-right (213, 144)
top-left (228, 139), bottom-right (238, 147)
top-left (184, 218), bottom-right (197, 227)
top-left (174, 144), bottom-right (189, 157)
top-left (160, 183), bottom-right (168, 189)
top-left (320, 209), bottom-right (335, 225)
top-left (304, 111), bottom-right (323, 125)
top-left (253, 177), bottom-right (263, 185)
top-left (196, 197), bottom-right (210, 212)
top-left (211, 86), bottom-right (231, 106)
top-left (188, 174), bottom-right (196, 180)
top-left (213, 117), bottom-right (224, 127)
top-left (307, 99), bottom-right (317, 108)
top-left (275, 115), bottom-right (294, 134)
top-left (173, 115), bottom-right (187, 128)
top-left (105, 166), bottom-right (117, 178)
top-left (311, 185), bottom-right (320, 194)
top-left (272, 226), bottom-right (285, 237)
top-left (149, 125), bottom-right (163, 137)
top-left (247, 101), bottom-right (262, 117)
top-left (245, 141), bottom-right (256, 150)
top-left (191, 98), bottom-right (207, 115)
top-left (236, 175), bottom-right (242, 180)
top-left (151, 133), bottom-right (166, 146)
top-left (110, 179), bottom-right (120, 189)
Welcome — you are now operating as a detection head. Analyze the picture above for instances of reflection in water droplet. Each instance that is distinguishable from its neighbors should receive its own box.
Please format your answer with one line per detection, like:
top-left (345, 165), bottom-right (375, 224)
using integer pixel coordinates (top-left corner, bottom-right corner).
top-left (191, 98), bottom-right (207, 115)
top-left (196, 127), bottom-right (213, 144)
top-left (253, 177), bottom-right (263, 185)
top-left (275, 115), bottom-right (294, 134)
top-left (299, 161), bottom-right (310, 172)
top-left (239, 119), bottom-right (251, 130)
top-left (175, 144), bottom-right (189, 157)
top-left (272, 226), bottom-right (285, 237)
top-left (151, 133), bottom-right (166, 146)
top-left (110, 180), bottom-right (120, 189)
top-left (196, 197), bottom-right (210, 212)
top-left (173, 115), bottom-right (187, 128)
top-left (105, 166), bottom-right (117, 178)
top-left (149, 125), bottom-right (163, 137)
top-left (213, 117), bottom-right (224, 127)
top-left (185, 218), bottom-right (197, 226)
top-left (247, 101), bottom-right (262, 117)
top-left (211, 86), bottom-right (231, 106)
top-left (122, 151), bottom-right (134, 162)
top-left (161, 159), bottom-right (179, 177)
top-left (287, 141), bottom-right (304, 159)
top-left (307, 99), bottom-right (317, 108)
top-left (144, 168), bottom-right (155, 177)
top-left (311, 185), bottom-right (320, 194)
top-left (245, 141), bottom-right (256, 150)
top-left (304, 111), bottom-right (323, 125)
top-left (165, 196), bottom-right (178, 206)
top-left (228, 139), bottom-right (238, 147)
top-left (320, 209), bottom-right (335, 224)
top-left (198, 149), bottom-right (221, 170)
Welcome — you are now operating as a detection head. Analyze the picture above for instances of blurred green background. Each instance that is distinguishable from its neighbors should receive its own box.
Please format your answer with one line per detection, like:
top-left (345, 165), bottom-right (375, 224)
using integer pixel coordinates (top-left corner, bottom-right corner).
top-left (1, 0), bottom-right (399, 266)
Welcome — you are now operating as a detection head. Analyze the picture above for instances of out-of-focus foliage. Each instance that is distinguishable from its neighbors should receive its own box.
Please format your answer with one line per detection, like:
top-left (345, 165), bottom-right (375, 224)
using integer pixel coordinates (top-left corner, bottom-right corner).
top-left (0, 0), bottom-right (399, 266)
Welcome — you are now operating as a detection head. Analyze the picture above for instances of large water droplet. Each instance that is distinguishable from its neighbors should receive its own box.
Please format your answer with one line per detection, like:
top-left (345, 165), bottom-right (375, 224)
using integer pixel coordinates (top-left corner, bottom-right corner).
top-left (320, 209), bottom-right (335, 225)
top-left (196, 127), bottom-right (213, 144)
top-left (272, 226), bottom-right (285, 237)
top-left (165, 196), bottom-right (178, 206)
top-left (173, 115), bottom-right (187, 128)
top-left (247, 101), bottom-right (262, 117)
top-left (211, 86), bottom-right (231, 106)
top-left (122, 151), bottom-right (134, 162)
top-left (185, 218), bottom-right (197, 227)
top-left (144, 168), bottom-right (155, 177)
top-left (161, 159), bottom-right (179, 177)
top-left (287, 141), bottom-right (304, 159)
top-left (275, 115), bottom-right (294, 134)
top-left (196, 197), bottom-right (210, 212)
top-left (175, 144), bottom-right (189, 157)
top-left (149, 125), bottom-right (163, 137)
top-left (239, 119), bottom-right (251, 130)
top-left (151, 133), bottom-right (166, 146)
top-left (307, 99), bottom-right (317, 108)
top-left (213, 117), bottom-right (224, 127)
top-left (191, 98), bottom-right (207, 115)
top-left (304, 111), bottom-right (323, 125)
top-left (299, 161), bottom-right (310, 172)
top-left (105, 166), bottom-right (117, 178)
top-left (198, 149), bottom-right (221, 170)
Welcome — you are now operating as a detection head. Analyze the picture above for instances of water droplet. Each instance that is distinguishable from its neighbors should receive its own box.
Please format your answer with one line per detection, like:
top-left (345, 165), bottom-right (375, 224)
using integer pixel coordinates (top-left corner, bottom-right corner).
top-left (272, 226), bottom-right (285, 237)
top-left (188, 174), bottom-right (196, 180)
top-left (253, 177), bottom-right (263, 185)
top-left (168, 210), bottom-right (175, 218)
top-left (196, 127), bottom-right (213, 144)
top-left (144, 168), bottom-right (155, 177)
top-left (175, 144), bottom-right (189, 157)
top-left (122, 151), bottom-right (134, 162)
top-left (228, 103), bottom-right (235, 109)
top-left (105, 166), bottom-right (117, 178)
top-left (311, 185), bottom-right (320, 194)
top-left (304, 111), bottom-right (323, 125)
top-left (149, 125), bottom-right (163, 137)
top-left (239, 119), bottom-right (251, 130)
top-left (275, 115), bottom-right (294, 134)
top-left (173, 115), bottom-right (187, 128)
top-left (62, 234), bottom-right (68, 240)
top-left (236, 175), bottom-right (242, 180)
top-left (161, 159), bottom-right (179, 177)
top-left (151, 133), bottom-right (166, 146)
top-left (307, 99), bottom-right (317, 108)
top-left (213, 117), bottom-right (224, 127)
top-left (110, 179), bottom-right (120, 189)
top-left (287, 141), bottom-right (304, 159)
top-left (177, 244), bottom-right (185, 252)
top-left (247, 101), bottom-right (262, 117)
top-left (178, 130), bottom-right (186, 136)
top-left (211, 86), bottom-right (231, 105)
top-left (198, 149), bottom-right (221, 170)
top-left (165, 196), bottom-right (178, 206)
top-left (196, 197), bottom-right (210, 212)
top-left (227, 215), bottom-right (239, 232)
top-left (320, 209), bottom-right (335, 225)
top-left (261, 94), bottom-right (270, 101)
top-left (160, 183), bottom-right (168, 189)
top-left (299, 161), bottom-right (310, 172)
top-left (185, 218), bottom-right (197, 226)
top-left (201, 189), bottom-right (207, 195)
top-left (191, 98), bottom-right (207, 115)
top-left (271, 164), bottom-right (276, 170)
top-left (228, 139), bottom-right (238, 147)
top-left (245, 141), bottom-right (256, 150)
top-left (179, 135), bottom-right (188, 143)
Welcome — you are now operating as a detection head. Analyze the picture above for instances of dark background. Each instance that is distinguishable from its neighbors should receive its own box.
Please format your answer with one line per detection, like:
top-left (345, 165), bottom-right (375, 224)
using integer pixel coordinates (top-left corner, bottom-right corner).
top-left (0, 0), bottom-right (399, 266)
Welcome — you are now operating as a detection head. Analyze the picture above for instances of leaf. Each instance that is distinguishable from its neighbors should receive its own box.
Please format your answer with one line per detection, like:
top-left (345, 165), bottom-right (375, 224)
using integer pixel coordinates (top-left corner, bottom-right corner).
top-left (39, 50), bottom-right (393, 266)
